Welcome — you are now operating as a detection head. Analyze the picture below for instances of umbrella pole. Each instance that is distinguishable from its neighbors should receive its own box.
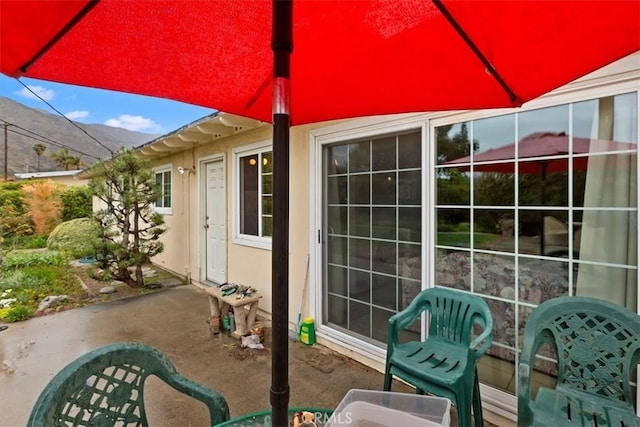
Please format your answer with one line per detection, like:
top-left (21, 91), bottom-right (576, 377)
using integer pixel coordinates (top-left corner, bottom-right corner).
top-left (271, 1), bottom-right (293, 426)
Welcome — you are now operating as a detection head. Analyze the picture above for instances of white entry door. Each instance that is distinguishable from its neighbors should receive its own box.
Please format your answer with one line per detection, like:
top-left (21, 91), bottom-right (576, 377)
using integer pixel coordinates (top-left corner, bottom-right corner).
top-left (204, 159), bottom-right (226, 283)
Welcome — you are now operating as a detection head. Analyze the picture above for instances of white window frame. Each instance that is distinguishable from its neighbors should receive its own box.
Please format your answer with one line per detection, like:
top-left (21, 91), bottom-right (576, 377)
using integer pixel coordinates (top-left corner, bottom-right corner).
top-left (304, 57), bottom-right (639, 421)
top-left (153, 163), bottom-right (173, 215)
top-left (233, 141), bottom-right (273, 250)
top-left (428, 78), bottom-right (640, 422)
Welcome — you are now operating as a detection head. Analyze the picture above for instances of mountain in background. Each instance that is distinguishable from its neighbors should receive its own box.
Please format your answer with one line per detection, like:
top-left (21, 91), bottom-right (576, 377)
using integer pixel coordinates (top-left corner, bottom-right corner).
top-left (0, 96), bottom-right (159, 176)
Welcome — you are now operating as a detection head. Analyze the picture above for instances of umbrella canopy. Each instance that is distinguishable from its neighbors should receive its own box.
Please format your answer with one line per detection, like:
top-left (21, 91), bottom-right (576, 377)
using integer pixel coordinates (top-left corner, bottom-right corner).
top-left (2, 1), bottom-right (639, 125)
top-left (1, 1), bottom-right (639, 424)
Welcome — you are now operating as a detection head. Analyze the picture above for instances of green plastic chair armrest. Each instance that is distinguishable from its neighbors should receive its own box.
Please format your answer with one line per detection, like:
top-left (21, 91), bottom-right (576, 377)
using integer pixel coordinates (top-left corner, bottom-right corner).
top-left (27, 342), bottom-right (230, 426)
top-left (165, 374), bottom-right (230, 425)
top-left (469, 326), bottom-right (492, 357)
top-left (387, 296), bottom-right (426, 349)
top-left (517, 304), bottom-right (557, 427)
top-left (517, 362), bottom-right (534, 427)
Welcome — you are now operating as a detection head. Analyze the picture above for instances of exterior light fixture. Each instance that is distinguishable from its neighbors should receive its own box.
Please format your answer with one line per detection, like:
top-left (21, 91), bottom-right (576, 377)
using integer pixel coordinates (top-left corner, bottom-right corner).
top-left (177, 166), bottom-right (195, 175)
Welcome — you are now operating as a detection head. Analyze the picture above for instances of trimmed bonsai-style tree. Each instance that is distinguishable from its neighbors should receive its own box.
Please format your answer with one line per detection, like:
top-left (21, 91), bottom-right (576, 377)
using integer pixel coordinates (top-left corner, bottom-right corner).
top-left (89, 149), bottom-right (166, 288)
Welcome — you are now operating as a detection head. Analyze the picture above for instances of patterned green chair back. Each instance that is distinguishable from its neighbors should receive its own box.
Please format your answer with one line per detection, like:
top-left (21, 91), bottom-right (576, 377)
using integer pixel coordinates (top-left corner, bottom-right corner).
top-left (527, 297), bottom-right (639, 404)
top-left (27, 342), bottom-right (229, 426)
top-left (518, 295), bottom-right (640, 426)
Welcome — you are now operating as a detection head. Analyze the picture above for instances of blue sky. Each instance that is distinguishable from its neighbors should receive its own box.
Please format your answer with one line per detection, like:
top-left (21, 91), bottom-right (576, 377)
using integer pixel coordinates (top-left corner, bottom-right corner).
top-left (0, 74), bottom-right (215, 136)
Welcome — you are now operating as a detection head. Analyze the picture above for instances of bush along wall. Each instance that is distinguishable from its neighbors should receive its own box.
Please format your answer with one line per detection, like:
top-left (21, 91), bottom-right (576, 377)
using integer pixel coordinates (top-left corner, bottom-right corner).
top-left (47, 218), bottom-right (100, 259)
top-left (0, 181), bottom-right (93, 250)
top-left (60, 185), bottom-right (92, 221)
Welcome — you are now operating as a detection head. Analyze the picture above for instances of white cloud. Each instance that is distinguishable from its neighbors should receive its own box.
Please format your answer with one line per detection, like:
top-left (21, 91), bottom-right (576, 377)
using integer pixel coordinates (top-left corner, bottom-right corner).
top-left (104, 114), bottom-right (162, 132)
top-left (65, 110), bottom-right (89, 120)
top-left (17, 85), bottom-right (55, 101)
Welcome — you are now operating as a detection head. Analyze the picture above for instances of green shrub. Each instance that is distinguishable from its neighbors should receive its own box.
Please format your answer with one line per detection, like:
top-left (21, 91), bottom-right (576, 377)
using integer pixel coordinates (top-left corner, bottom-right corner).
top-left (3, 305), bottom-right (33, 322)
top-left (455, 222), bottom-right (471, 232)
top-left (0, 263), bottom-right (85, 322)
top-left (0, 181), bottom-right (27, 192)
top-left (2, 250), bottom-right (66, 270)
top-left (4, 235), bottom-right (47, 249)
top-left (438, 222), bottom-right (456, 232)
top-left (0, 183), bottom-right (28, 216)
top-left (47, 218), bottom-right (100, 258)
top-left (60, 186), bottom-right (92, 221)
top-left (0, 197), bottom-right (32, 238)
top-left (0, 189), bottom-right (24, 210)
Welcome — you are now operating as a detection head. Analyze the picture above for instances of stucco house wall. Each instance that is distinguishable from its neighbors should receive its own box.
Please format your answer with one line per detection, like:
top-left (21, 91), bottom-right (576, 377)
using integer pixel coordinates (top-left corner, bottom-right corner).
top-left (145, 122), bottom-right (327, 319)
top-left (119, 52), bottom-right (638, 421)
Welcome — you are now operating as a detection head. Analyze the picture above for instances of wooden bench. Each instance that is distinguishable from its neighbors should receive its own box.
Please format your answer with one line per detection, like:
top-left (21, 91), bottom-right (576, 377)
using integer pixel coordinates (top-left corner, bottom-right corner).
top-left (204, 286), bottom-right (261, 339)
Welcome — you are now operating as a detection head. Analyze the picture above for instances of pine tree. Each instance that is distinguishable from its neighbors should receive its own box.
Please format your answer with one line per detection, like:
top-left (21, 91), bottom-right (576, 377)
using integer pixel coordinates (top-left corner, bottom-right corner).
top-left (89, 149), bottom-right (166, 288)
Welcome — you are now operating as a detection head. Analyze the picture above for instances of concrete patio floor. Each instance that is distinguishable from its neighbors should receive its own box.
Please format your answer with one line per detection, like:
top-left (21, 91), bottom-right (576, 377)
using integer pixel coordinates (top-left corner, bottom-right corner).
top-left (0, 284), bottom-right (511, 426)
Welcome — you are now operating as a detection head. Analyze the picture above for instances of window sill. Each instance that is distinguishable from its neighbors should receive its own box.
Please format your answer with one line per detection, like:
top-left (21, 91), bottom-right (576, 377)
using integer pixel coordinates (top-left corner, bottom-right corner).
top-left (154, 207), bottom-right (173, 216)
top-left (232, 235), bottom-right (272, 251)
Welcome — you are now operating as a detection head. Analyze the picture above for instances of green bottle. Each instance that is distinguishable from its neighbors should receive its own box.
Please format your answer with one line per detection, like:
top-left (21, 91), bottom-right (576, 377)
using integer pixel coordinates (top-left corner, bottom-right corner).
top-left (223, 314), bottom-right (231, 331)
top-left (299, 317), bottom-right (315, 345)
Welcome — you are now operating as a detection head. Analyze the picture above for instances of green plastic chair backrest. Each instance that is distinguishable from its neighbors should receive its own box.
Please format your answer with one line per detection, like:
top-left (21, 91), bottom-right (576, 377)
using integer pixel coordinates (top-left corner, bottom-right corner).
top-left (27, 341), bottom-right (230, 426)
top-left (401, 287), bottom-right (492, 350)
top-left (523, 296), bottom-right (640, 404)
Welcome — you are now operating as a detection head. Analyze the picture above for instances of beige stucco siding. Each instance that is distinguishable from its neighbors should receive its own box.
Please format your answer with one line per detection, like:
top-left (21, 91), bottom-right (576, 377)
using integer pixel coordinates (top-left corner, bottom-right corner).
top-left (282, 125), bottom-right (313, 324)
top-left (152, 190), bottom-right (190, 279)
top-left (115, 53), bottom-right (638, 422)
top-left (145, 127), bottom-right (269, 311)
top-left (146, 122), bottom-right (320, 323)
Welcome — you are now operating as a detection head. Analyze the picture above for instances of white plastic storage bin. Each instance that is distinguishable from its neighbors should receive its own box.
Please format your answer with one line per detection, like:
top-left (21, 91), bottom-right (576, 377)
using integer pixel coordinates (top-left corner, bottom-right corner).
top-left (326, 389), bottom-right (451, 427)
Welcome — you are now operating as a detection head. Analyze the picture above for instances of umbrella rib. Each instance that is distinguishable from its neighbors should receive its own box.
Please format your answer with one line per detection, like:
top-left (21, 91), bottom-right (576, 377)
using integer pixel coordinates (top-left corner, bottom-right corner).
top-left (432, 0), bottom-right (520, 105)
top-left (19, 0), bottom-right (100, 74)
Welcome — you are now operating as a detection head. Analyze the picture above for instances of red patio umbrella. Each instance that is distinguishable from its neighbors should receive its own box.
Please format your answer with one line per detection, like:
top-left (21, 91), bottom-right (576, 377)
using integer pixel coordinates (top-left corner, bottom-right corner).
top-left (1, 1), bottom-right (639, 424)
top-left (2, 1), bottom-right (638, 125)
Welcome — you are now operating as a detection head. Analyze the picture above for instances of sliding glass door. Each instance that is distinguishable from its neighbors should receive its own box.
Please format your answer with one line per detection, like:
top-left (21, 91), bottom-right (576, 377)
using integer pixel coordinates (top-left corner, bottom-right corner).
top-left (322, 129), bottom-right (423, 345)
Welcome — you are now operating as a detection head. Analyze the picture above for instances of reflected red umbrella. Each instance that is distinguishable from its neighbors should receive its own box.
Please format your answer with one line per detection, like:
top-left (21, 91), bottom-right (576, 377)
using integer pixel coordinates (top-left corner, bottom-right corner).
top-left (447, 131), bottom-right (636, 172)
top-left (1, 1), bottom-right (639, 424)
top-left (447, 131), bottom-right (637, 255)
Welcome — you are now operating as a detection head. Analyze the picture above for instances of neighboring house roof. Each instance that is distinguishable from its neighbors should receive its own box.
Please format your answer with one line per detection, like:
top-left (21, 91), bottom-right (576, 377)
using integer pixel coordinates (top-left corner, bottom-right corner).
top-left (14, 170), bottom-right (82, 180)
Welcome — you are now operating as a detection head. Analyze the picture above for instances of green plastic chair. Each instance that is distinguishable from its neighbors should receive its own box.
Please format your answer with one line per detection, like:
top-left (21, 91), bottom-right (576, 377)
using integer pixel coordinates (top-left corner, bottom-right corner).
top-left (383, 287), bottom-right (493, 427)
top-left (27, 341), bottom-right (230, 426)
top-left (518, 296), bottom-right (640, 427)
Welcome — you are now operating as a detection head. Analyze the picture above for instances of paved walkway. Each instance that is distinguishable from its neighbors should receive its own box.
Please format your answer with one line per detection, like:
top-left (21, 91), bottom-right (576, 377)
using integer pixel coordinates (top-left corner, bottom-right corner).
top-left (0, 284), bottom-right (515, 426)
top-left (0, 285), bottom-right (406, 426)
